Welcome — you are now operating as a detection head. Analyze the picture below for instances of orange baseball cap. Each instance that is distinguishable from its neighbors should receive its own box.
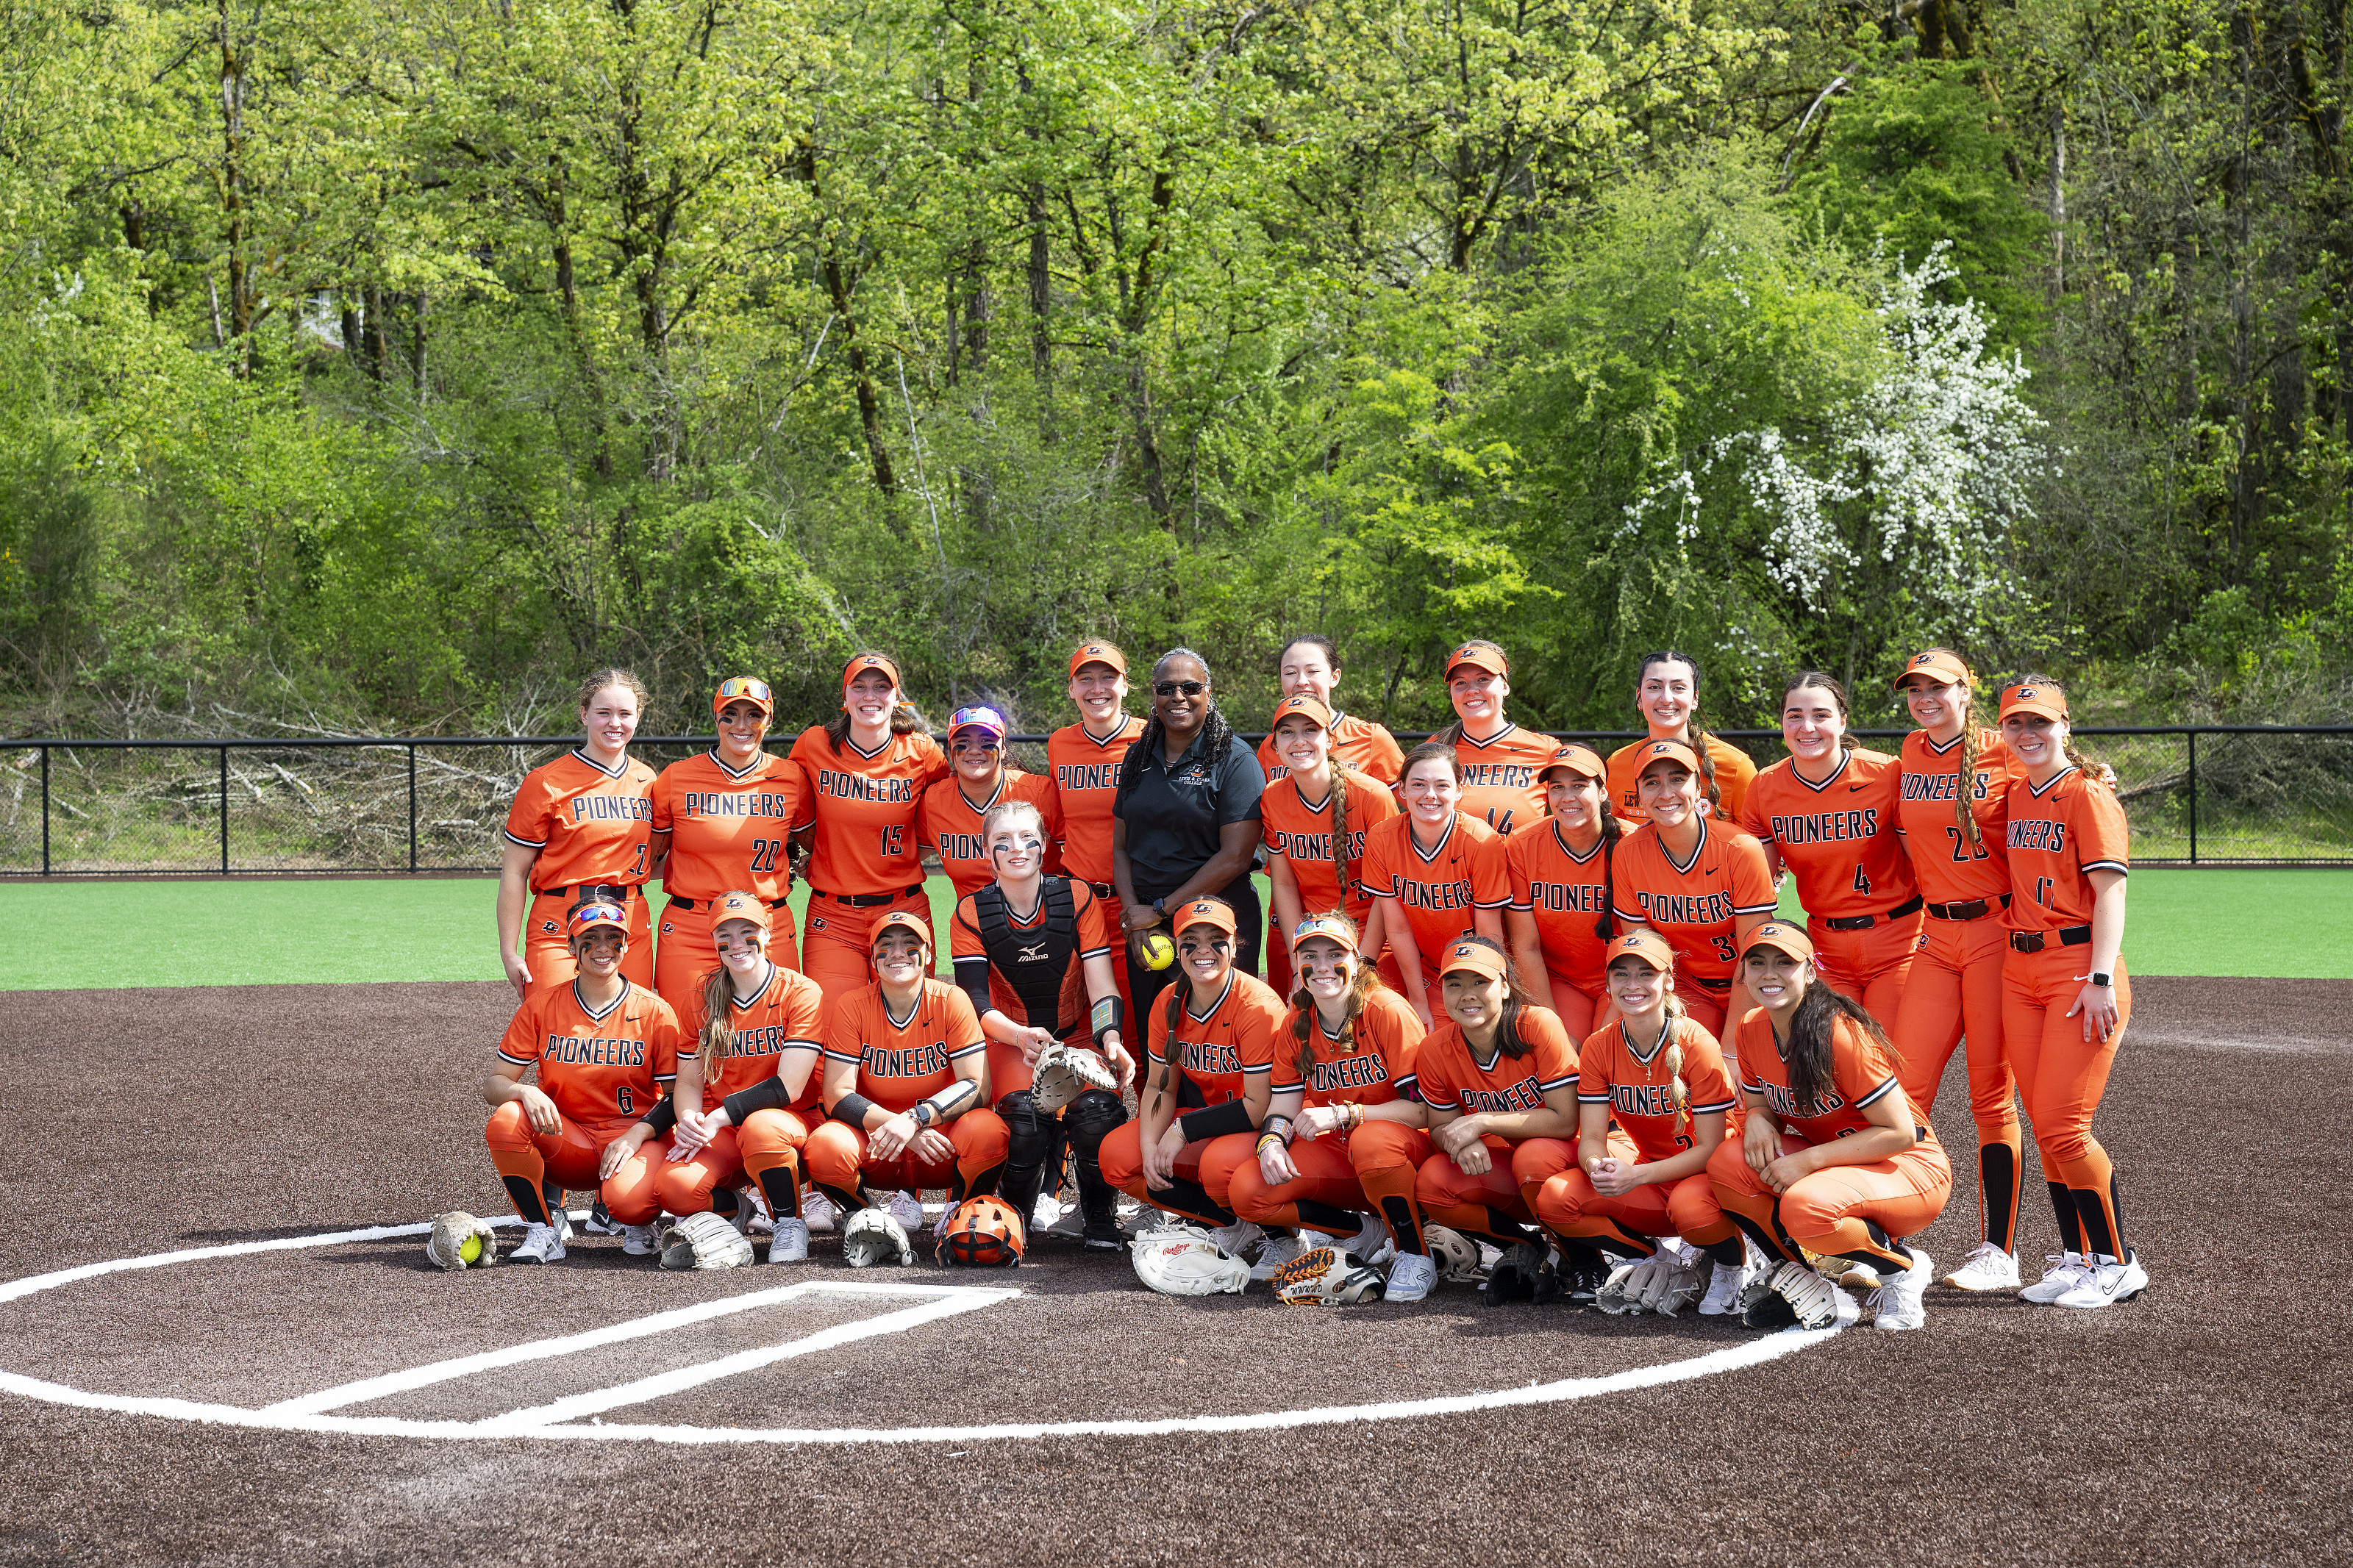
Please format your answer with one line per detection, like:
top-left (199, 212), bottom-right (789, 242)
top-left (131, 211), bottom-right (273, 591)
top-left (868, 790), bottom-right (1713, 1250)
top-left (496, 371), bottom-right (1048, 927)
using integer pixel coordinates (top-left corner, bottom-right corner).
top-left (1893, 649), bottom-right (1971, 691)
top-left (1634, 738), bottom-right (1704, 775)
top-left (1068, 640), bottom-right (1128, 678)
top-left (713, 676), bottom-right (775, 718)
top-left (1437, 939), bottom-right (1509, 982)
top-left (1603, 930), bottom-right (1677, 973)
top-left (709, 889), bottom-right (771, 934)
top-left (1171, 898), bottom-right (1238, 938)
top-left (1740, 922), bottom-right (1815, 964)
top-left (1999, 681), bottom-right (2069, 723)
top-left (868, 908), bottom-right (932, 948)
top-left (1445, 642), bottom-right (1509, 679)
top-left (842, 653), bottom-right (901, 690)
top-left (1268, 693), bottom-right (1334, 731)
top-left (1537, 742), bottom-right (1607, 782)
top-left (567, 901), bottom-right (630, 942)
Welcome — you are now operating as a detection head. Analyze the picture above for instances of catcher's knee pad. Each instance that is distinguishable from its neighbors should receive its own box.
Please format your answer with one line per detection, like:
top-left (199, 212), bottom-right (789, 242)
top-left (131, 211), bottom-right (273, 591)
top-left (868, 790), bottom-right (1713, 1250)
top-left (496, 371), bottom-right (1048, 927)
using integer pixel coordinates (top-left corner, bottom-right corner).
top-left (1061, 1088), bottom-right (1127, 1155)
top-left (996, 1090), bottom-right (1056, 1164)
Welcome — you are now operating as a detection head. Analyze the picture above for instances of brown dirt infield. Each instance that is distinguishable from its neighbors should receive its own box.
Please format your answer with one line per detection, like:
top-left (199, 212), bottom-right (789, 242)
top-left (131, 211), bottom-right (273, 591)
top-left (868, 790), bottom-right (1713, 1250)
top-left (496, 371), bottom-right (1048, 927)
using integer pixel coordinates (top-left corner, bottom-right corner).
top-left (0, 977), bottom-right (2346, 1566)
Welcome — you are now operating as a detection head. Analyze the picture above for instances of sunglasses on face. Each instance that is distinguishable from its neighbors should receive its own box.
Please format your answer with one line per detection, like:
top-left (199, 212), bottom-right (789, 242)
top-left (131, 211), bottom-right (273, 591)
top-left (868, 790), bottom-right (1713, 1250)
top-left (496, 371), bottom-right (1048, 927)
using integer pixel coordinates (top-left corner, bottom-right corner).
top-left (1154, 681), bottom-right (1207, 698)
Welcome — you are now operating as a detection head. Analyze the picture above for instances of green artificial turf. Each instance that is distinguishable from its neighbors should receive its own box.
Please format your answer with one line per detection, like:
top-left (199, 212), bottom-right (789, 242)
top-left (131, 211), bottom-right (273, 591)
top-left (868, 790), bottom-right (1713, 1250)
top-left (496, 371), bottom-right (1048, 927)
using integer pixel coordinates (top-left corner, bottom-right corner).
top-left (0, 867), bottom-right (2343, 990)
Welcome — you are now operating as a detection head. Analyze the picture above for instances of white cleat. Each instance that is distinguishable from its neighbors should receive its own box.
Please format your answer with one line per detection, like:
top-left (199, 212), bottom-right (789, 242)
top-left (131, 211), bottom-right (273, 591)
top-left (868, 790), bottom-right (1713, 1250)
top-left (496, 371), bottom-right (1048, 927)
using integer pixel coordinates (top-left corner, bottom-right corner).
top-left (1385, 1251), bottom-right (1438, 1302)
top-left (1941, 1241), bottom-right (2021, 1292)
top-left (1032, 1193), bottom-right (1069, 1234)
top-left (1206, 1218), bottom-right (1266, 1261)
top-left (2052, 1249), bottom-right (2148, 1309)
top-left (801, 1191), bottom-right (839, 1235)
top-left (1340, 1214), bottom-right (1396, 1267)
top-left (1248, 1233), bottom-right (1308, 1281)
top-left (2021, 1250), bottom-right (2091, 1304)
top-left (1868, 1247), bottom-right (1933, 1331)
top-left (745, 1185), bottom-right (776, 1236)
top-left (510, 1222), bottom-right (566, 1264)
top-left (620, 1224), bottom-right (659, 1257)
top-left (1698, 1256), bottom-right (1751, 1316)
top-left (768, 1217), bottom-right (811, 1264)
top-left (888, 1191), bottom-right (926, 1234)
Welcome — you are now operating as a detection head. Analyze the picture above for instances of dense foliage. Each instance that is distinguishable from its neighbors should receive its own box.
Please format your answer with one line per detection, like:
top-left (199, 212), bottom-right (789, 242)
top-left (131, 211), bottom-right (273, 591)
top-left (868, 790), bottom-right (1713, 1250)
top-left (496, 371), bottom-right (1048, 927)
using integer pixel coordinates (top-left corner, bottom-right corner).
top-left (0, 0), bottom-right (2346, 737)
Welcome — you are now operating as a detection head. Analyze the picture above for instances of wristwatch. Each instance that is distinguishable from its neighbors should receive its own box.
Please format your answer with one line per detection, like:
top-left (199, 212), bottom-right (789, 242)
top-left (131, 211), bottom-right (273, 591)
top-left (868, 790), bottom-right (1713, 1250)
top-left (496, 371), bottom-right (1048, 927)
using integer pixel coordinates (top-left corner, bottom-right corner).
top-left (1151, 897), bottom-right (1166, 917)
top-left (911, 1102), bottom-right (935, 1128)
top-left (2089, 972), bottom-right (2113, 988)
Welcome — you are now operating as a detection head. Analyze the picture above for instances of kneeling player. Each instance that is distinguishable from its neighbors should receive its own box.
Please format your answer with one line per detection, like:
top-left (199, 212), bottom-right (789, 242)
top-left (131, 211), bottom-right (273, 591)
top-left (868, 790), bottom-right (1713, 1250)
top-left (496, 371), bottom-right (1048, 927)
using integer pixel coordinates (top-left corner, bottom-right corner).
top-left (1535, 931), bottom-right (1746, 1315)
top-left (804, 910), bottom-right (1010, 1252)
top-left (648, 892), bottom-right (826, 1262)
top-left (1707, 923), bottom-right (1950, 1331)
top-left (1227, 916), bottom-right (1438, 1297)
top-left (1099, 898), bottom-right (1286, 1257)
top-left (950, 799), bottom-right (1132, 1250)
top-left (482, 901), bottom-right (681, 1262)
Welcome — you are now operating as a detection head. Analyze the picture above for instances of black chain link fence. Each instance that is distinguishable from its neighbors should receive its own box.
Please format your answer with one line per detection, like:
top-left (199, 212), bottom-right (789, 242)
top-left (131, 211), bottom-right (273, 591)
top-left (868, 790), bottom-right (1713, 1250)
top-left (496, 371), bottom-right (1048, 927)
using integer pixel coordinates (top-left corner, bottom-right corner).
top-left (0, 726), bottom-right (2345, 876)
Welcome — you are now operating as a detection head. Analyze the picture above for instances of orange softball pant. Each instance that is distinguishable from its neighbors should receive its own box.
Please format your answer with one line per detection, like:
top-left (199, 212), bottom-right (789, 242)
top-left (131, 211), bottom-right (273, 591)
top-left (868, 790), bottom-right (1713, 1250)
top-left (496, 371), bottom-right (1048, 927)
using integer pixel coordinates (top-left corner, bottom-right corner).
top-left (802, 1107), bottom-right (1010, 1209)
top-left (1099, 1125), bottom-right (1260, 1227)
top-left (800, 889), bottom-right (932, 1028)
top-left (1707, 1131), bottom-right (1952, 1272)
top-left (1677, 987), bottom-right (1731, 1042)
top-left (652, 1110), bottom-right (814, 1220)
top-left (1413, 1135), bottom-right (1554, 1247)
top-left (1227, 1130), bottom-right (1414, 1242)
top-left (1535, 1168), bottom-right (1736, 1256)
top-left (1892, 914), bottom-right (2022, 1250)
top-left (1540, 971), bottom-right (1610, 1039)
top-left (654, 896), bottom-right (803, 1021)
top-left (2004, 945), bottom-right (2132, 1261)
top-left (485, 1102), bottom-right (663, 1226)
top-left (1807, 909), bottom-right (1921, 1028)
top-left (522, 889), bottom-right (653, 995)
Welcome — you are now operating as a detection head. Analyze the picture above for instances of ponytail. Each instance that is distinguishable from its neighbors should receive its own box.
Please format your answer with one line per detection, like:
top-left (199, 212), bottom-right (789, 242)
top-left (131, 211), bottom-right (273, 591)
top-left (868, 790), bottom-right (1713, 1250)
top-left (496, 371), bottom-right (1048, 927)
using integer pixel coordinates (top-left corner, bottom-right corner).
top-left (1330, 767), bottom-right (1355, 904)
top-left (1783, 982), bottom-right (1905, 1117)
top-left (1662, 1023), bottom-right (1692, 1139)
top-left (697, 964), bottom-right (735, 1080)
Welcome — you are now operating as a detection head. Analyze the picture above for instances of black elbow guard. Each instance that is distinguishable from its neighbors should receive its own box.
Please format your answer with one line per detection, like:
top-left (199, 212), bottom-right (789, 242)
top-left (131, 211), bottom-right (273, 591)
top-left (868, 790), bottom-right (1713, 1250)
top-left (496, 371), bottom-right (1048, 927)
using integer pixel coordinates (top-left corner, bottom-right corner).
top-left (1179, 1098), bottom-right (1256, 1144)
top-left (721, 1075), bottom-right (792, 1126)
top-left (638, 1094), bottom-right (679, 1136)
top-left (830, 1092), bottom-right (882, 1129)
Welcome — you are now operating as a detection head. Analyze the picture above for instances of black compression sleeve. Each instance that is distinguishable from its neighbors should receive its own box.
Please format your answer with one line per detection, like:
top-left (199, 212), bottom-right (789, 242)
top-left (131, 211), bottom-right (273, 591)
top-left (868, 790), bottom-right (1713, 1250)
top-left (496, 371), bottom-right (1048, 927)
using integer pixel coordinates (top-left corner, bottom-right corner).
top-left (721, 1075), bottom-right (793, 1125)
top-left (952, 955), bottom-right (996, 1021)
top-left (830, 1092), bottom-right (881, 1129)
top-left (638, 1094), bottom-right (678, 1135)
top-left (1179, 1098), bottom-right (1256, 1143)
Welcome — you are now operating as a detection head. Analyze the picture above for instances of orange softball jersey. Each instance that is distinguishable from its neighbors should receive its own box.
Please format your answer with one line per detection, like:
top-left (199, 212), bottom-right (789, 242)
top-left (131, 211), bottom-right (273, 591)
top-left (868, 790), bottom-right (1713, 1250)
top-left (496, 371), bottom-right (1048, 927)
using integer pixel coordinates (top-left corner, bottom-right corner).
top-left (918, 770), bottom-right (1062, 898)
top-left (684, 965), bottom-right (826, 1110)
top-left (1896, 728), bottom-right (2017, 906)
top-left (1257, 715), bottom-right (1407, 787)
top-left (1260, 767), bottom-right (1401, 926)
top-left (788, 728), bottom-right (949, 896)
top-left (1269, 987), bottom-right (1426, 1107)
top-left (1732, 1008), bottom-right (1925, 1145)
top-left (1577, 1018), bottom-right (1737, 1163)
top-left (1740, 748), bottom-right (1918, 920)
top-left (1607, 820), bottom-right (1778, 991)
top-left (1145, 973), bottom-right (1285, 1108)
top-left (496, 980), bottom-right (681, 1128)
top-left (1045, 717), bottom-right (1147, 885)
top-left (2002, 765), bottom-right (2131, 931)
top-left (1605, 735), bottom-right (1758, 826)
top-left (1413, 1006), bottom-right (1579, 1117)
top-left (1504, 818), bottom-right (1615, 987)
top-left (502, 751), bottom-right (658, 890)
top-left (649, 749), bottom-right (804, 901)
top-left (1449, 724), bottom-right (1560, 837)
top-left (822, 980), bottom-right (988, 1112)
top-left (1359, 813), bottom-right (1511, 981)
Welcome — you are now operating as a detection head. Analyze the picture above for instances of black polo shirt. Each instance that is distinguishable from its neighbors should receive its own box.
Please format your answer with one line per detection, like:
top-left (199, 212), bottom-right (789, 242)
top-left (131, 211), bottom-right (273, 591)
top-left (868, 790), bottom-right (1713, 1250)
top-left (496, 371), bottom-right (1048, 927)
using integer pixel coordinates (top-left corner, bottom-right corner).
top-left (1113, 728), bottom-right (1265, 904)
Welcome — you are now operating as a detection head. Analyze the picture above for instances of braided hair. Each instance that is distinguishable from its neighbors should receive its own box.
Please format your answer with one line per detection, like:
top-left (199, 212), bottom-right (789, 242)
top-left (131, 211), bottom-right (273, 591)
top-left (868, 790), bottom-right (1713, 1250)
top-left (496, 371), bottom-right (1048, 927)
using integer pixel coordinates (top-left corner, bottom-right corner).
top-left (1913, 647), bottom-right (1987, 851)
top-left (1287, 914), bottom-right (1379, 1082)
top-left (1635, 651), bottom-right (1724, 809)
top-left (1115, 648), bottom-right (1235, 809)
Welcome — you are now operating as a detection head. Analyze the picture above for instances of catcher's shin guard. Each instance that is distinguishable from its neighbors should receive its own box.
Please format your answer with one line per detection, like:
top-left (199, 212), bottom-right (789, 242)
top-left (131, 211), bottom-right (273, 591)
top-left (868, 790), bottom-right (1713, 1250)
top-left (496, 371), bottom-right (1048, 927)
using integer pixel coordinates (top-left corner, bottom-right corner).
top-left (995, 1089), bottom-right (1064, 1222)
top-left (1062, 1088), bottom-right (1129, 1228)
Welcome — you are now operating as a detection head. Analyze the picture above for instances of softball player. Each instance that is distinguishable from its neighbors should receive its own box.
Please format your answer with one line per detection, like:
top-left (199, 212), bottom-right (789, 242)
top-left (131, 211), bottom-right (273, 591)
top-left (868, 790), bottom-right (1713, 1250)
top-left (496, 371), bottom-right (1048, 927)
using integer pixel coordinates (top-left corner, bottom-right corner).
top-left (1259, 693), bottom-right (1401, 991)
top-left (1358, 742), bottom-right (1510, 1030)
top-left (1707, 922), bottom-right (1949, 1331)
top-left (1533, 932), bottom-right (1745, 1312)
top-left (803, 910), bottom-right (1012, 1229)
top-left (1435, 640), bottom-right (1557, 835)
top-left (649, 891), bottom-right (826, 1263)
top-left (498, 669), bottom-right (659, 998)
top-left (482, 900), bottom-right (680, 1263)
top-left (1503, 742), bottom-right (1620, 1036)
top-left (1740, 672), bottom-right (1922, 1023)
top-left (1888, 648), bottom-right (2027, 1291)
top-left (1604, 651), bottom-right (1759, 825)
top-left (786, 652), bottom-right (949, 1023)
top-left (1044, 640), bottom-right (1148, 1025)
top-left (1610, 740), bottom-right (1779, 1038)
top-left (1997, 678), bottom-right (2144, 1309)
top-left (1097, 897), bottom-right (1288, 1253)
top-left (648, 677), bottom-right (804, 1020)
top-left (918, 704), bottom-right (1060, 899)
top-left (1226, 914), bottom-right (1435, 1295)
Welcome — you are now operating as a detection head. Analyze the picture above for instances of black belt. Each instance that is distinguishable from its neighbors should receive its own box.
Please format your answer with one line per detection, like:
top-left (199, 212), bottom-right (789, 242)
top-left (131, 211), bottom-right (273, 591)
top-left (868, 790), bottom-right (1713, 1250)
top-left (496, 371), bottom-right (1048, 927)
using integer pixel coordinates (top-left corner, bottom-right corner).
top-left (1088, 882), bottom-right (1117, 900)
top-left (667, 894), bottom-right (791, 912)
top-left (1690, 975), bottom-right (1732, 992)
top-left (1823, 895), bottom-right (1924, 932)
top-left (811, 884), bottom-right (924, 908)
top-left (538, 883), bottom-right (640, 903)
top-left (1926, 894), bottom-right (2011, 922)
top-left (2010, 925), bottom-right (2092, 953)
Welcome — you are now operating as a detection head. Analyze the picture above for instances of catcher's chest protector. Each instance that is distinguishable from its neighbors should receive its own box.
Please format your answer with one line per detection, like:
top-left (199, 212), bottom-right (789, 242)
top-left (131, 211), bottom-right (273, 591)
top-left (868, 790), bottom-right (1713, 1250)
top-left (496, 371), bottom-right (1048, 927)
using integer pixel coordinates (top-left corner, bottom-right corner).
top-left (971, 879), bottom-right (1079, 1031)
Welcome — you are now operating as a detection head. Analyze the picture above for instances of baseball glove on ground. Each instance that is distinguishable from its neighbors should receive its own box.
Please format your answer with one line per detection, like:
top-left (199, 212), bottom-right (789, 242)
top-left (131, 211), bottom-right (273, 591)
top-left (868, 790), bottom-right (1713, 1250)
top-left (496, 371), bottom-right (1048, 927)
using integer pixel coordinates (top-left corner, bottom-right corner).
top-left (1424, 1225), bottom-right (1482, 1282)
top-left (424, 1211), bottom-right (498, 1271)
top-left (659, 1209), bottom-right (756, 1271)
top-left (1029, 1042), bottom-right (1118, 1114)
top-left (1129, 1222), bottom-right (1249, 1295)
top-left (842, 1206), bottom-right (915, 1268)
top-left (1637, 1252), bottom-right (1710, 1317)
top-left (1271, 1245), bottom-right (1387, 1306)
top-left (1481, 1241), bottom-right (1551, 1306)
top-left (1596, 1259), bottom-right (1647, 1315)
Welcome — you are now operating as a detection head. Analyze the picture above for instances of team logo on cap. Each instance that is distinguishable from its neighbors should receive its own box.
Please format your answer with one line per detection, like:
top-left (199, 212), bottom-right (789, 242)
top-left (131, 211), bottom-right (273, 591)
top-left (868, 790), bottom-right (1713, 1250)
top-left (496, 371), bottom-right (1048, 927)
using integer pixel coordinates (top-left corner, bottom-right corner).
top-left (2015, 686), bottom-right (2036, 699)
top-left (1187, 901), bottom-right (1217, 920)
top-left (1915, 653), bottom-right (1935, 666)
top-left (1619, 934), bottom-right (1644, 949)
top-left (1451, 943), bottom-right (1477, 960)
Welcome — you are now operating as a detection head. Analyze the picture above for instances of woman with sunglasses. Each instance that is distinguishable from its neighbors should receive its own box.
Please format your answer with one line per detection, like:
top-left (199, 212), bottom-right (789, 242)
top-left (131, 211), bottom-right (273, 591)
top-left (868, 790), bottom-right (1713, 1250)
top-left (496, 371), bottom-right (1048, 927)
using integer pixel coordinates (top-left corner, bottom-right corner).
top-left (919, 704), bottom-right (1062, 899)
top-left (1504, 742), bottom-right (1621, 1037)
top-left (647, 677), bottom-right (806, 1021)
top-left (1110, 650), bottom-right (1267, 1022)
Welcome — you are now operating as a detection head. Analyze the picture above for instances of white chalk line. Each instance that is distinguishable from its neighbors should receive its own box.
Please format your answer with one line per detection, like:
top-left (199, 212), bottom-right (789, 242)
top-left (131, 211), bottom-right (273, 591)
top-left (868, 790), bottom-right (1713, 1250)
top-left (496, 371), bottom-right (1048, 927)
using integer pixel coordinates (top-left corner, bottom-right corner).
top-left (0, 1221), bottom-right (1844, 1445)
